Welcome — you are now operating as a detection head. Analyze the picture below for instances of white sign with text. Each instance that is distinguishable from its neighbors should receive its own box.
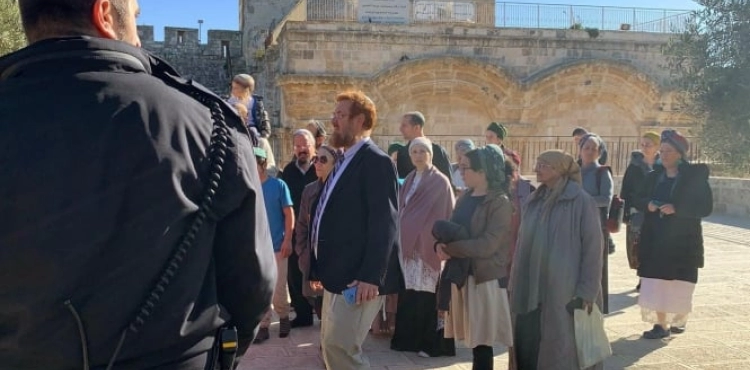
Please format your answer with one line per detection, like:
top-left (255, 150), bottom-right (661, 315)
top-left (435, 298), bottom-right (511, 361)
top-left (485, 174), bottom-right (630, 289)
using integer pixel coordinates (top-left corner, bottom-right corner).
top-left (413, 1), bottom-right (476, 22)
top-left (358, 0), bottom-right (410, 24)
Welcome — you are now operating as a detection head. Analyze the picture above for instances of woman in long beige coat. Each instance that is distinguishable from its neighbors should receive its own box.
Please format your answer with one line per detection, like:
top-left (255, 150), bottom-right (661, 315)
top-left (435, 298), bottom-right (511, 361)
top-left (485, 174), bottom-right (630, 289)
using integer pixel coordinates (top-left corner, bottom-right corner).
top-left (510, 150), bottom-right (604, 370)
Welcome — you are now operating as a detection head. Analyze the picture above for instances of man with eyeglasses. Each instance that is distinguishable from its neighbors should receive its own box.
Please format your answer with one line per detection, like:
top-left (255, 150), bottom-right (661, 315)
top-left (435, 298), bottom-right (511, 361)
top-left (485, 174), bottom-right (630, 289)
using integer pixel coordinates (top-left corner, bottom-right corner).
top-left (280, 129), bottom-right (319, 327)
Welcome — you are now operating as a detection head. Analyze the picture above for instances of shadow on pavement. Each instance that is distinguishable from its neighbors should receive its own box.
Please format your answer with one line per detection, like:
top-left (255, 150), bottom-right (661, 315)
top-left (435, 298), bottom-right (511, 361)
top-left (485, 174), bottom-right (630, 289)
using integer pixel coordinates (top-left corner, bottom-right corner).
top-left (704, 214), bottom-right (750, 229)
top-left (607, 335), bottom-right (668, 369)
top-left (607, 290), bottom-right (639, 314)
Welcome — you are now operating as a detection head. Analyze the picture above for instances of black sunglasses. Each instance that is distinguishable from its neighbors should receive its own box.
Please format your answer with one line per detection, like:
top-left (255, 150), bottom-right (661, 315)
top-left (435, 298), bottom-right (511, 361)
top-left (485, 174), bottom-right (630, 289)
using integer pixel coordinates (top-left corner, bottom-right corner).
top-left (311, 155), bottom-right (330, 165)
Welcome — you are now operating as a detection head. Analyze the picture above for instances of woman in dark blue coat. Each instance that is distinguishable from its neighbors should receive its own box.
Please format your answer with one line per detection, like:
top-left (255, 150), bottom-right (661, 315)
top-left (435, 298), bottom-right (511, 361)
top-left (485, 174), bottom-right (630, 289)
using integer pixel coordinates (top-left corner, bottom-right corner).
top-left (634, 130), bottom-right (713, 339)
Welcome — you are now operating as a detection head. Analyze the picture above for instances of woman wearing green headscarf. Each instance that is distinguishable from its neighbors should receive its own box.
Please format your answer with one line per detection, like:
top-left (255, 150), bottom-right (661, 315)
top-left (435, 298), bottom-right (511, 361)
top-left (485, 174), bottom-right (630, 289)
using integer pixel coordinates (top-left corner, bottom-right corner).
top-left (436, 144), bottom-right (514, 370)
top-left (485, 122), bottom-right (508, 148)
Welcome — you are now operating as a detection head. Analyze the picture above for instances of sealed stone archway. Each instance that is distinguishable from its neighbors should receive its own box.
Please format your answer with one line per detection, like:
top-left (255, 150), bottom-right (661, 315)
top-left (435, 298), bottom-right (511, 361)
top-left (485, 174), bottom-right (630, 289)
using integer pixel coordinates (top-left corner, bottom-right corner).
top-left (277, 56), bottom-right (683, 140)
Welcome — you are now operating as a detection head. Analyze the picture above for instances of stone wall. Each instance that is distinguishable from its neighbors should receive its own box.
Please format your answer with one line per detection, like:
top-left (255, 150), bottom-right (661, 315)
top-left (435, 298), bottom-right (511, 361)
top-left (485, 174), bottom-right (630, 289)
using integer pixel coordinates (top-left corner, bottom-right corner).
top-left (275, 22), bottom-right (692, 138)
top-left (240, 0), bottom-right (299, 61)
top-left (137, 26), bottom-right (245, 95)
top-left (610, 176), bottom-right (747, 217)
top-left (709, 178), bottom-right (750, 218)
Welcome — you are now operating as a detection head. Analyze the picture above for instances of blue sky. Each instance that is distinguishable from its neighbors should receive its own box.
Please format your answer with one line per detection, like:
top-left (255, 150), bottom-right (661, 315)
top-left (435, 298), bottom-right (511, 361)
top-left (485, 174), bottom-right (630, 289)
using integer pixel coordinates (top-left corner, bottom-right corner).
top-left (137, 0), bottom-right (700, 42)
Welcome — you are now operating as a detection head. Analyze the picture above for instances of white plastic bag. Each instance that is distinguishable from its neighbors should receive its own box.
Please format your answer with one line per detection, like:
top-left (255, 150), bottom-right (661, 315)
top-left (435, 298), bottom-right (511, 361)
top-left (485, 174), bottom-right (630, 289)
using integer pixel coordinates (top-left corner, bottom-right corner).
top-left (574, 305), bottom-right (612, 369)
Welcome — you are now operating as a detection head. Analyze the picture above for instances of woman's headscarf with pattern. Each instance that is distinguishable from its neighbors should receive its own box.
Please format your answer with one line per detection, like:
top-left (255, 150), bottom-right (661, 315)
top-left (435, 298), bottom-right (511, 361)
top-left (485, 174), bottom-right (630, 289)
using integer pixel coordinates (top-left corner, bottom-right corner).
top-left (476, 144), bottom-right (508, 192)
top-left (661, 129), bottom-right (690, 159)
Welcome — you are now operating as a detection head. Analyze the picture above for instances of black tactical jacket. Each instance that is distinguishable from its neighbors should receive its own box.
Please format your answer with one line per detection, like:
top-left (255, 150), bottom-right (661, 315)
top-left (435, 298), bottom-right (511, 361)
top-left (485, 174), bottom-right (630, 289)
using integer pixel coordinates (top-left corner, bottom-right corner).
top-left (0, 37), bottom-right (275, 370)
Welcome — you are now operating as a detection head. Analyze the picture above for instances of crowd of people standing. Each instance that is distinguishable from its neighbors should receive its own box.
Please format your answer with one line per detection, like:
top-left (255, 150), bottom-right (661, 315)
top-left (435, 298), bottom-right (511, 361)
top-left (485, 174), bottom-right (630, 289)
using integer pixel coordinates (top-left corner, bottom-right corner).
top-left (227, 75), bottom-right (714, 370)
top-left (0, 3), bottom-right (716, 368)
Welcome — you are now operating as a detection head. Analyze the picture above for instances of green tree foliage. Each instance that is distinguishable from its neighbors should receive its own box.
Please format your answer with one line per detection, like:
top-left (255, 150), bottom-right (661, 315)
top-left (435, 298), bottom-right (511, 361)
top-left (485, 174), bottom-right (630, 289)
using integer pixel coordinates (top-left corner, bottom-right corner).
top-left (665, 0), bottom-right (750, 174)
top-left (0, 0), bottom-right (26, 56)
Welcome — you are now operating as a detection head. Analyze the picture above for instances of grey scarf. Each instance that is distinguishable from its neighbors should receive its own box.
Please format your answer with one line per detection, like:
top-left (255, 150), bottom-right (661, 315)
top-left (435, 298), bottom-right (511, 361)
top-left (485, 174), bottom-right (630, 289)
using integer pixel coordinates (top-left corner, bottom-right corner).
top-left (511, 195), bottom-right (549, 314)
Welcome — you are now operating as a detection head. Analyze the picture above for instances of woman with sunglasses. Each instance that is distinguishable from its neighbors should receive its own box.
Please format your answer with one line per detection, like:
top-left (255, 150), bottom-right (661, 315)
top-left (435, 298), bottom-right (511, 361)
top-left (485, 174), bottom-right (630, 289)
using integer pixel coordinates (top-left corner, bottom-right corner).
top-left (294, 145), bottom-right (341, 320)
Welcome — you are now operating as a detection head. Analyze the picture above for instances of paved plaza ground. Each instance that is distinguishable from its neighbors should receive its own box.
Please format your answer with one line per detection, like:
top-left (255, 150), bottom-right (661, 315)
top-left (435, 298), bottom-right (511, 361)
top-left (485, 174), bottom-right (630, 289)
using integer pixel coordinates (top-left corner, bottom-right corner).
top-left (239, 215), bottom-right (750, 370)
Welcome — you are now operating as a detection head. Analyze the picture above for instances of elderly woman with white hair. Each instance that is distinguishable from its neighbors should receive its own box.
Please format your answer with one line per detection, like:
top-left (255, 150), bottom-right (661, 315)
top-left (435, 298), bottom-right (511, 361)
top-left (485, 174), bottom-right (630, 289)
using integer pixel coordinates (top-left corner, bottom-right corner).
top-left (391, 137), bottom-right (456, 358)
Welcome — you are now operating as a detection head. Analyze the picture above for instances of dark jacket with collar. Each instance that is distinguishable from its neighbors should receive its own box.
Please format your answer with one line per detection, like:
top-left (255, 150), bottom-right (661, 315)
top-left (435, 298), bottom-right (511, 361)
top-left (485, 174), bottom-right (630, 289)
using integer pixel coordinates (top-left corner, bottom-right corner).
top-left (620, 151), bottom-right (658, 223)
top-left (634, 162), bottom-right (713, 280)
top-left (309, 140), bottom-right (404, 295)
top-left (0, 37), bottom-right (275, 369)
top-left (280, 160), bottom-right (317, 218)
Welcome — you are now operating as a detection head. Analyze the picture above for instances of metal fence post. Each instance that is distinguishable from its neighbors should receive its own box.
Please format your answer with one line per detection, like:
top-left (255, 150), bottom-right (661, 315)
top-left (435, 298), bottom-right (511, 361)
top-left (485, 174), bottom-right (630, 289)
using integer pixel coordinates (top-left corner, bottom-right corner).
top-left (617, 136), bottom-right (623, 173)
top-left (569, 5), bottom-right (574, 26)
top-left (537, 4), bottom-right (541, 28)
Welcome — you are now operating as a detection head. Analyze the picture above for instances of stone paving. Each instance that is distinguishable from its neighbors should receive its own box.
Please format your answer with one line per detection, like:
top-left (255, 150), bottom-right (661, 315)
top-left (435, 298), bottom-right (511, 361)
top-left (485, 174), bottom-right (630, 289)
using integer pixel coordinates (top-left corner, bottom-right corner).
top-left (239, 215), bottom-right (750, 370)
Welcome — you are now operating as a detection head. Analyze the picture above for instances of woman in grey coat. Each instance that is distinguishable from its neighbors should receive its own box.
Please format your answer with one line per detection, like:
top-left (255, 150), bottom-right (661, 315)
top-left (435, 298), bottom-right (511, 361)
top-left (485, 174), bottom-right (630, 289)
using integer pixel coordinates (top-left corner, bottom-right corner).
top-left (578, 133), bottom-right (614, 314)
top-left (510, 150), bottom-right (604, 370)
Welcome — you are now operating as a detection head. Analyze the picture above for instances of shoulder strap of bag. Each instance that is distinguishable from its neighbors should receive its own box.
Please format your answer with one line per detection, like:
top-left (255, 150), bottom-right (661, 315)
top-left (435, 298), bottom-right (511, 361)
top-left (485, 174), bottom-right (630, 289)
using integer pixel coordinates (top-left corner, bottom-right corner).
top-left (595, 166), bottom-right (611, 192)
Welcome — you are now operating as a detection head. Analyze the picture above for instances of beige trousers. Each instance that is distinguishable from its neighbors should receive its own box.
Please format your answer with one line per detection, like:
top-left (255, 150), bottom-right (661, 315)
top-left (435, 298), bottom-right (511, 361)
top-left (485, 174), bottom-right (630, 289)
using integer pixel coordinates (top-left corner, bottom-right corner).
top-left (320, 290), bottom-right (384, 370)
top-left (260, 252), bottom-right (291, 328)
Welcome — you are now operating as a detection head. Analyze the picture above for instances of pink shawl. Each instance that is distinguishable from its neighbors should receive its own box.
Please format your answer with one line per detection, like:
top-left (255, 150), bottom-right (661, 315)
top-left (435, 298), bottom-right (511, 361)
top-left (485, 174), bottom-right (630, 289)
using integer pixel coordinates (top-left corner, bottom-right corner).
top-left (399, 166), bottom-right (455, 272)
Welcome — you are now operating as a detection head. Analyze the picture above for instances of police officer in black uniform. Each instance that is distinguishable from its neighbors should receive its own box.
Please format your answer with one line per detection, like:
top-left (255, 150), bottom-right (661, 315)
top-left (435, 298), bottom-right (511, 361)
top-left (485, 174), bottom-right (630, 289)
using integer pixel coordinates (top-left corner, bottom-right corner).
top-left (0, 1), bottom-right (275, 369)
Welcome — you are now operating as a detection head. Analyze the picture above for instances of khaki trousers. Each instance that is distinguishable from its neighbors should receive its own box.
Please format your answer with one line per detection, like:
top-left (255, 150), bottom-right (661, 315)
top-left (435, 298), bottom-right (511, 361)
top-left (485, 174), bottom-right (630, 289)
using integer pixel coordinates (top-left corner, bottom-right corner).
top-left (321, 290), bottom-right (384, 370)
top-left (260, 252), bottom-right (291, 328)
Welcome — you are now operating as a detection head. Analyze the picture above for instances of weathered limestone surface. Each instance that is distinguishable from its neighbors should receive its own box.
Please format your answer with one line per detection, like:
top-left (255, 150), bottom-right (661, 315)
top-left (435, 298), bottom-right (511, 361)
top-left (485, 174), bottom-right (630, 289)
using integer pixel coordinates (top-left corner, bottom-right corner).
top-left (710, 178), bottom-right (750, 218)
top-left (137, 26), bottom-right (244, 95)
top-left (275, 22), bottom-right (691, 138)
top-left (238, 215), bottom-right (750, 369)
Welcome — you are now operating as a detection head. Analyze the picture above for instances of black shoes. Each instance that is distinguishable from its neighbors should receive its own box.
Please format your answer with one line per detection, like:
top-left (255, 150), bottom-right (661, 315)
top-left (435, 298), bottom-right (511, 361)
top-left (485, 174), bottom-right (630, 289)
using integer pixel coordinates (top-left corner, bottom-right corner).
top-left (291, 317), bottom-right (314, 328)
top-left (670, 325), bottom-right (686, 334)
top-left (279, 317), bottom-right (292, 338)
top-left (253, 327), bottom-right (270, 344)
top-left (642, 324), bottom-right (670, 339)
top-left (253, 318), bottom-right (293, 343)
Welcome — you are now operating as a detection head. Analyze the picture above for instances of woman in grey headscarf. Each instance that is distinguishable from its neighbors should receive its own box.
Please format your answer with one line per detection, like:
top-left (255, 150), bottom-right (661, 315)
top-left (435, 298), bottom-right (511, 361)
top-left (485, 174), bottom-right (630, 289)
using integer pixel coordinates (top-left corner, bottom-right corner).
top-left (511, 150), bottom-right (604, 370)
top-left (451, 139), bottom-right (475, 194)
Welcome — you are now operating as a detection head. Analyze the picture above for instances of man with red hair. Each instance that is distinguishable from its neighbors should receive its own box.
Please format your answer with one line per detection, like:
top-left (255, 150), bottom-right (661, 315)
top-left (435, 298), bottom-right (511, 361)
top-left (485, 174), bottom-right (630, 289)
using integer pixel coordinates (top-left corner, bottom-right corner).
top-left (309, 91), bottom-right (404, 369)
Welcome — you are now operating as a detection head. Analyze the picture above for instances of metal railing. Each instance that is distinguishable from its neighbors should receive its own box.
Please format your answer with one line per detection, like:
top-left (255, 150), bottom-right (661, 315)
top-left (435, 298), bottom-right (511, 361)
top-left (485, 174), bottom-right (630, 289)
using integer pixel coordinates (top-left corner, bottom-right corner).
top-left (302, 0), bottom-right (692, 33)
top-left (495, 2), bottom-right (691, 33)
top-left (379, 135), bottom-right (704, 176)
top-left (268, 133), bottom-right (704, 176)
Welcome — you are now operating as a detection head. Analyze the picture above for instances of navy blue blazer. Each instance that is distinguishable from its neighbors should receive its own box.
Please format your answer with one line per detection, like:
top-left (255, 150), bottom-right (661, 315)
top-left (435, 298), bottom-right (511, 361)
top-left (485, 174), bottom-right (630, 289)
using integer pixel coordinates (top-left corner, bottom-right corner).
top-left (309, 140), bottom-right (404, 295)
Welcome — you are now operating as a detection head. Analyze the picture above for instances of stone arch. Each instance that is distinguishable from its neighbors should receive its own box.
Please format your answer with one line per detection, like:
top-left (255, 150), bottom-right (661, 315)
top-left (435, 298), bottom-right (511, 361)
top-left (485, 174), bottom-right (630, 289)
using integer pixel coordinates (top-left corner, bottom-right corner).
top-left (370, 56), bottom-right (522, 136)
top-left (522, 60), bottom-right (665, 136)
